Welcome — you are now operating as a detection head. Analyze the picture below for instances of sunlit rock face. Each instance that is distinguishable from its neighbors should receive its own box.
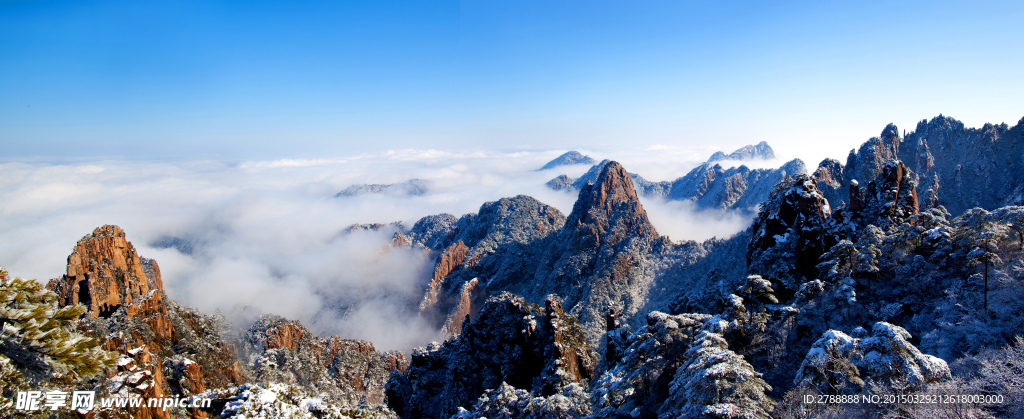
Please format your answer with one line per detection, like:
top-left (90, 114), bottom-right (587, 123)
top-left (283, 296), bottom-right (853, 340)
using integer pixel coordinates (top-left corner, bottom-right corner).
top-left (51, 225), bottom-right (159, 319)
top-left (409, 161), bottom-right (668, 343)
top-left (243, 315), bottom-right (407, 411)
top-left (48, 225), bottom-right (246, 419)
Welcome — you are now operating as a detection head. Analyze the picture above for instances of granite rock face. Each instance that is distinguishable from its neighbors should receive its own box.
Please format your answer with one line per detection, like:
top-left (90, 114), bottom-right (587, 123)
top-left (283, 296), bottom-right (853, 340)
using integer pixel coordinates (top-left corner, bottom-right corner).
top-left (386, 293), bottom-right (597, 419)
top-left (48, 225), bottom-right (246, 419)
top-left (51, 225), bottom-right (160, 318)
top-left (242, 315), bottom-right (407, 412)
top-left (406, 195), bottom-right (567, 334)
top-left (525, 161), bottom-right (664, 342)
top-left (814, 115), bottom-right (1024, 216)
top-left (408, 162), bottom-right (668, 344)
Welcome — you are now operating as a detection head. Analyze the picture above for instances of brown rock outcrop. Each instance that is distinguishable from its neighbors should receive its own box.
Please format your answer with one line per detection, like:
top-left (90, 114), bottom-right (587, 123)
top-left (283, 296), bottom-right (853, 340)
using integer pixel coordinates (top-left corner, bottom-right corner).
top-left (544, 298), bottom-right (595, 386)
top-left (50, 225), bottom-right (247, 418)
top-left (246, 316), bottom-right (408, 409)
top-left (418, 240), bottom-right (468, 314)
top-left (440, 278), bottom-right (485, 338)
top-left (50, 225), bottom-right (155, 318)
top-left (526, 161), bottom-right (665, 343)
top-left (566, 161), bottom-right (658, 247)
top-left (391, 231), bottom-right (412, 247)
top-left (263, 321), bottom-right (311, 353)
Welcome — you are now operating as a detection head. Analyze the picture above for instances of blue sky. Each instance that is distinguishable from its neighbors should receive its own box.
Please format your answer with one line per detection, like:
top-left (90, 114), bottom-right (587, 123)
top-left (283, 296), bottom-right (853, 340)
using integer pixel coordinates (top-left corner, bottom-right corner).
top-left (1, 0), bottom-right (1022, 163)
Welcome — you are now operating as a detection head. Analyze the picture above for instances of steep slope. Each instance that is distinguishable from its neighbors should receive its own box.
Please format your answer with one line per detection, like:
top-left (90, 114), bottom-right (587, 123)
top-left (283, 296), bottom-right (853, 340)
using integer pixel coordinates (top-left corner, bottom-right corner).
top-left (48, 225), bottom-right (247, 419)
top-left (40, 225), bottom-right (409, 418)
top-left (521, 161), bottom-right (665, 342)
top-left (407, 195), bottom-right (566, 333)
top-left (709, 141), bottom-right (775, 162)
top-left (406, 163), bottom-right (668, 344)
top-left (386, 293), bottom-right (597, 419)
top-left (241, 315), bottom-right (407, 413)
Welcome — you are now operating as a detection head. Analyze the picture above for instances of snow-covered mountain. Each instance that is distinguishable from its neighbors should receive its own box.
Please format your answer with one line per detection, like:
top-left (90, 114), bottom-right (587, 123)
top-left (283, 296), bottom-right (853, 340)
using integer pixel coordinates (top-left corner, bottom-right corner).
top-left (813, 115), bottom-right (1024, 215)
top-left (548, 143), bottom-right (805, 212)
top-left (6, 115), bottom-right (1024, 418)
top-left (538, 150), bottom-right (597, 171)
top-left (335, 178), bottom-right (431, 198)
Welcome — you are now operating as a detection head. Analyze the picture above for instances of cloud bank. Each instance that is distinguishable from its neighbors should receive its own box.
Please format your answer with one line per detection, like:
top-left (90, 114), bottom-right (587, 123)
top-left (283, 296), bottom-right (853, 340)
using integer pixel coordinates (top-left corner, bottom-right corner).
top-left (0, 147), bottom-right (764, 351)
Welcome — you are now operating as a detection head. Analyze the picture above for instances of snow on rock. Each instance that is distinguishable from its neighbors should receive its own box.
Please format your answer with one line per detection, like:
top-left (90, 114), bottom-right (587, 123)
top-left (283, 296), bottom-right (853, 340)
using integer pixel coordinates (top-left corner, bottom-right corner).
top-left (450, 382), bottom-right (591, 419)
top-left (795, 322), bottom-right (950, 395)
top-left (747, 174), bottom-right (831, 293)
top-left (201, 383), bottom-right (380, 419)
top-left (242, 315), bottom-right (407, 414)
top-left (815, 115), bottom-right (1024, 216)
top-left (547, 143), bottom-right (804, 213)
top-left (590, 311), bottom-right (711, 418)
top-left (386, 293), bottom-right (597, 419)
top-left (335, 178), bottom-right (431, 198)
top-left (539, 151), bottom-right (597, 171)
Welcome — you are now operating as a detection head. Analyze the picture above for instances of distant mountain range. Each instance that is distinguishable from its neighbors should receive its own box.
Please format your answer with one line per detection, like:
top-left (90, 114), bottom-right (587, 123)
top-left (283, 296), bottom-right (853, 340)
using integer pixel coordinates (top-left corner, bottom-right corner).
top-left (548, 142), bottom-right (803, 212)
top-left (9, 114), bottom-right (1024, 418)
top-left (813, 115), bottom-right (1024, 216)
top-left (538, 150), bottom-right (596, 170)
top-left (335, 178), bottom-right (431, 198)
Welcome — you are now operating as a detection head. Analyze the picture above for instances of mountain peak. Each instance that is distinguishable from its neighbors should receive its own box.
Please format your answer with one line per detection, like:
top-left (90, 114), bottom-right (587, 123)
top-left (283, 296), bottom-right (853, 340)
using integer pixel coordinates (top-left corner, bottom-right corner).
top-left (539, 150), bottom-right (596, 171)
top-left (709, 141), bottom-right (775, 162)
top-left (566, 161), bottom-right (656, 246)
top-left (49, 224), bottom-right (163, 318)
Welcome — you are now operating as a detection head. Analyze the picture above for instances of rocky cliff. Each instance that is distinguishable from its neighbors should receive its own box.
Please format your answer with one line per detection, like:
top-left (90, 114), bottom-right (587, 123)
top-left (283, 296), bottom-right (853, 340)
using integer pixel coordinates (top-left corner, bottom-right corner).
top-left (814, 115), bottom-right (1024, 216)
top-left (523, 161), bottom-right (665, 342)
top-left (406, 195), bottom-right (567, 334)
top-left (242, 315), bottom-right (407, 412)
top-left (386, 293), bottom-right (597, 419)
top-left (50, 225), bottom-right (160, 318)
top-left (408, 162), bottom-right (667, 344)
top-left (48, 225), bottom-right (246, 419)
top-left (41, 225), bottom-right (409, 418)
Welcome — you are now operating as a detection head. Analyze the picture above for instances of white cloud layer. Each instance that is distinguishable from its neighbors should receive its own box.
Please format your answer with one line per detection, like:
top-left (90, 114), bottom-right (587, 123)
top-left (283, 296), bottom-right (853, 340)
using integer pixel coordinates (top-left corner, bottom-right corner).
top-left (0, 147), bottom-right (762, 351)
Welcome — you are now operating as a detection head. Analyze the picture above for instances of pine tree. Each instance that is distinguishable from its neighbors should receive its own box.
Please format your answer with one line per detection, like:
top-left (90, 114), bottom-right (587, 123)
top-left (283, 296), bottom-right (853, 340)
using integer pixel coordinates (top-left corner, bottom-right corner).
top-left (0, 268), bottom-right (116, 380)
top-left (661, 330), bottom-right (775, 419)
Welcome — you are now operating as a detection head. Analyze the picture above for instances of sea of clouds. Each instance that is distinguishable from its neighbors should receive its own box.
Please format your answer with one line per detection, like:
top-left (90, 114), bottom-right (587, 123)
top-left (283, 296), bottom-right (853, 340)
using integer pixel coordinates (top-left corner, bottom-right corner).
top-left (0, 146), bottom-right (781, 351)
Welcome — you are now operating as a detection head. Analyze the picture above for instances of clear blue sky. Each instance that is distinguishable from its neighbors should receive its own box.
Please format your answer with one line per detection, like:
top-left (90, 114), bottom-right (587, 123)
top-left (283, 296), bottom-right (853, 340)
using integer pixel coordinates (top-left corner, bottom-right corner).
top-left (2, 0), bottom-right (1022, 163)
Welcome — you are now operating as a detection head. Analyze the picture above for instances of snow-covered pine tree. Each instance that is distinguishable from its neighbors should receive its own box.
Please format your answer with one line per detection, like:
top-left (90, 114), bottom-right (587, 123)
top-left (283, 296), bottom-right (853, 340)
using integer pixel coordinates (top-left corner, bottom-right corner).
top-left (795, 322), bottom-right (949, 396)
top-left (0, 268), bottom-right (116, 381)
top-left (660, 330), bottom-right (774, 419)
